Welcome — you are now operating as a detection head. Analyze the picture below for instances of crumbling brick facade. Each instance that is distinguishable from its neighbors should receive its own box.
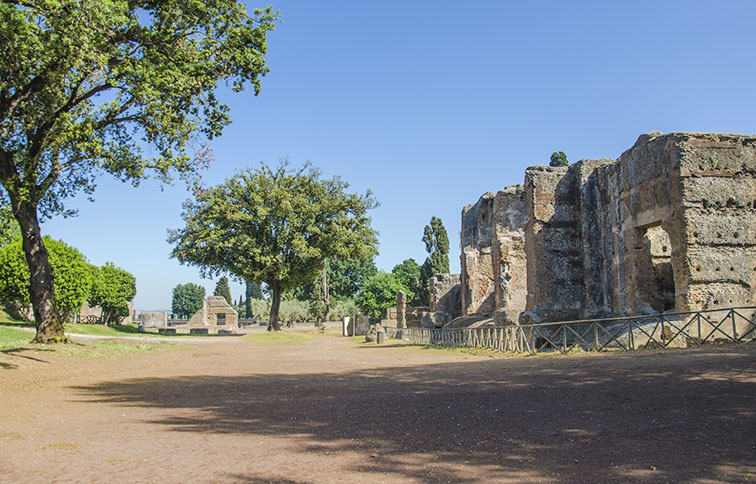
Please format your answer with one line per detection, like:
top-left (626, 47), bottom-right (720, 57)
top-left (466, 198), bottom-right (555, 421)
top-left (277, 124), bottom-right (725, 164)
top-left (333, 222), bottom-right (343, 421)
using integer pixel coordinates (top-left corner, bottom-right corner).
top-left (458, 132), bottom-right (756, 324)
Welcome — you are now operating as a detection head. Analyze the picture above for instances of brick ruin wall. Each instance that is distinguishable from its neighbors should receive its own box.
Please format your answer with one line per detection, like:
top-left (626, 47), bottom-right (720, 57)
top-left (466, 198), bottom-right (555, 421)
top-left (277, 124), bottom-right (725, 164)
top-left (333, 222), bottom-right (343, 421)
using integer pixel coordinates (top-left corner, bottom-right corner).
top-left (451, 132), bottom-right (755, 324)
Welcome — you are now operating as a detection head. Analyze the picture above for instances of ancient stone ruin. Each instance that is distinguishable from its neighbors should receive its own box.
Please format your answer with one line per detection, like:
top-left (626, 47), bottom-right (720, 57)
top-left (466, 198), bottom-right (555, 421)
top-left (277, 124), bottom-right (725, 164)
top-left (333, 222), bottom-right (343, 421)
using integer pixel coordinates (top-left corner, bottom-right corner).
top-left (432, 132), bottom-right (756, 325)
top-left (160, 296), bottom-right (239, 334)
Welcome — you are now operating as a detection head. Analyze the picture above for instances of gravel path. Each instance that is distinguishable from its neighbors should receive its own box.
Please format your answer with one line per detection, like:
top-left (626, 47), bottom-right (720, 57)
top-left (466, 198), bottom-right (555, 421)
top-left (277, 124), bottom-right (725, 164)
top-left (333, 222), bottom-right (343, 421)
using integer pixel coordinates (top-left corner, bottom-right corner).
top-left (1, 334), bottom-right (754, 483)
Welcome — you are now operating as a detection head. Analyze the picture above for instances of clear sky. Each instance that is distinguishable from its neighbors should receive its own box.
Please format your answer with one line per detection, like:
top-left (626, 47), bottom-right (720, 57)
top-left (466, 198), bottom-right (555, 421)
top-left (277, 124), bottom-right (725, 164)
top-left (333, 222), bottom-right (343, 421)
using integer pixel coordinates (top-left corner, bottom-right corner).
top-left (40, 0), bottom-right (756, 310)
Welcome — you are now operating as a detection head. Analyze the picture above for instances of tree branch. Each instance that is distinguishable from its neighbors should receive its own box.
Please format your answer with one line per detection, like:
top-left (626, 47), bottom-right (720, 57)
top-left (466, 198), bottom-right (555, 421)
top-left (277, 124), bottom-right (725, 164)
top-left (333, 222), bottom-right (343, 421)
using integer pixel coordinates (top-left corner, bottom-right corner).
top-left (0, 73), bottom-right (48, 121)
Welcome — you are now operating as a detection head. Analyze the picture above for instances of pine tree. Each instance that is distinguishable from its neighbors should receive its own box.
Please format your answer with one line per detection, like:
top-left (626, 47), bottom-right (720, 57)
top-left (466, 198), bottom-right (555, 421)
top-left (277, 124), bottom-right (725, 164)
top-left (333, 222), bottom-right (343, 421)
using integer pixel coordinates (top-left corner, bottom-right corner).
top-left (213, 276), bottom-right (233, 305)
top-left (420, 217), bottom-right (450, 305)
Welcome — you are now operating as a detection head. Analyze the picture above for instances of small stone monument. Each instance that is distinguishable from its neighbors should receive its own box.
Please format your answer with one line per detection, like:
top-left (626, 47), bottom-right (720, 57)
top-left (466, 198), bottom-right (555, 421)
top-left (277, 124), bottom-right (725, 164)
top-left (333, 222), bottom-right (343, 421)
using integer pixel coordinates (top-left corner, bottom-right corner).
top-left (397, 290), bottom-right (406, 329)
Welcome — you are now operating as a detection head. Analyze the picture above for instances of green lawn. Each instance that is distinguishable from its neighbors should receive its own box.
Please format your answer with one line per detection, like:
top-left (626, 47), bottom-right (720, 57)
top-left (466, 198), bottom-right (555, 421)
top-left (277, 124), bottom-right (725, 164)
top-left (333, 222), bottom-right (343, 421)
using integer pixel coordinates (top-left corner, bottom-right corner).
top-left (242, 331), bottom-right (314, 344)
top-left (0, 324), bottom-right (178, 356)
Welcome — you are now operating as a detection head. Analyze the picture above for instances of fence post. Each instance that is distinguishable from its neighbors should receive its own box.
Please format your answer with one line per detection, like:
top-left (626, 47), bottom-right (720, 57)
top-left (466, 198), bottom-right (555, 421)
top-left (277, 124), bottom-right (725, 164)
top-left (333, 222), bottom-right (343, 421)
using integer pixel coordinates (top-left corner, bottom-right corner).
top-left (593, 322), bottom-right (599, 351)
top-left (731, 309), bottom-right (738, 341)
top-left (628, 320), bottom-right (634, 351)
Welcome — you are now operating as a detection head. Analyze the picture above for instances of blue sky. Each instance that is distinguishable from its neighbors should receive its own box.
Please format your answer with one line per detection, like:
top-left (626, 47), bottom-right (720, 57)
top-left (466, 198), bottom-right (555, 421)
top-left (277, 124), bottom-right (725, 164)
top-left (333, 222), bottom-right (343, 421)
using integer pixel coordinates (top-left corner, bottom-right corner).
top-left (40, 0), bottom-right (756, 310)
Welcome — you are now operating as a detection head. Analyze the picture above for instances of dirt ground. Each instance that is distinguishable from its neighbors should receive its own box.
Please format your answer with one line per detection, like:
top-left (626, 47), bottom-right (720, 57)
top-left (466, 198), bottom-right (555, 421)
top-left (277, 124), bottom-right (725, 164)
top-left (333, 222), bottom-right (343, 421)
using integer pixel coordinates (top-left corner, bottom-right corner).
top-left (0, 332), bottom-right (754, 483)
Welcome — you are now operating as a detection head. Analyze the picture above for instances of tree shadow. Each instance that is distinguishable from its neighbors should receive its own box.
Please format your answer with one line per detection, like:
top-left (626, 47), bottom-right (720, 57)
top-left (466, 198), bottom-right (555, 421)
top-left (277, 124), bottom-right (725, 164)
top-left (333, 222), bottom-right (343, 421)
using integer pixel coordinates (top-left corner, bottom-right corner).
top-left (72, 345), bottom-right (756, 483)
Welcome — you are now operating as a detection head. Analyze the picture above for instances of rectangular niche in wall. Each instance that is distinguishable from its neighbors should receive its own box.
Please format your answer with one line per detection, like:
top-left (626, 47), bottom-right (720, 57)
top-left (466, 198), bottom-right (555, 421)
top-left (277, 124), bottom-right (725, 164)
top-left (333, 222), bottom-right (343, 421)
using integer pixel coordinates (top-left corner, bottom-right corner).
top-left (636, 224), bottom-right (675, 313)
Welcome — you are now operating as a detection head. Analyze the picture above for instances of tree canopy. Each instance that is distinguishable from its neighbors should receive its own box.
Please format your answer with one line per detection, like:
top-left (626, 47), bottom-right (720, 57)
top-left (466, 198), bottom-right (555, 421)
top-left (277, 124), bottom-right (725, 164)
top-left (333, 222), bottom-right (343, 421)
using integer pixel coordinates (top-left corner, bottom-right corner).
top-left (356, 272), bottom-right (405, 319)
top-left (168, 161), bottom-right (379, 330)
top-left (172, 283), bottom-right (206, 319)
top-left (550, 151), bottom-right (569, 167)
top-left (89, 262), bottom-right (136, 326)
top-left (391, 258), bottom-right (422, 304)
top-left (0, 206), bottom-right (20, 250)
top-left (0, 1), bottom-right (278, 343)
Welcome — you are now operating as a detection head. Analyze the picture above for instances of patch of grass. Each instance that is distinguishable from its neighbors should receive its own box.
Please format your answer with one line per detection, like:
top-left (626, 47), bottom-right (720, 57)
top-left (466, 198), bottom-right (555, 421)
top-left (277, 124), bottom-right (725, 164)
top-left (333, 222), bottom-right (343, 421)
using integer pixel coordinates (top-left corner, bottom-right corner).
top-left (0, 325), bottom-right (34, 350)
top-left (0, 325), bottom-right (179, 357)
top-left (51, 339), bottom-right (179, 359)
top-left (242, 331), bottom-right (313, 344)
top-left (0, 306), bottom-right (33, 326)
top-left (64, 323), bottom-right (144, 337)
top-left (41, 442), bottom-right (80, 450)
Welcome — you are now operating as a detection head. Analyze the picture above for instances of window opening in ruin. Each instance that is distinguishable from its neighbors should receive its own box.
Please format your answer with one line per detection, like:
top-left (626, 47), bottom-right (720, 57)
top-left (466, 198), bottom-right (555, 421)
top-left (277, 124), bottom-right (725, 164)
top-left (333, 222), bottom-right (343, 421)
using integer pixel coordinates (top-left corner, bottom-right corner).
top-left (638, 225), bottom-right (675, 312)
top-left (216, 313), bottom-right (226, 325)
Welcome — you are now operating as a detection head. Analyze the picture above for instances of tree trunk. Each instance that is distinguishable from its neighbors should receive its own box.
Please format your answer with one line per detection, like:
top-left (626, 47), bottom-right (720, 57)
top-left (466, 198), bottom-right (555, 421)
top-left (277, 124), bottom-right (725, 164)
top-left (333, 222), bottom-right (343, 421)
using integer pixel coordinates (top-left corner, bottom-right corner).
top-left (267, 280), bottom-right (282, 331)
top-left (13, 201), bottom-right (68, 344)
top-left (321, 262), bottom-right (330, 323)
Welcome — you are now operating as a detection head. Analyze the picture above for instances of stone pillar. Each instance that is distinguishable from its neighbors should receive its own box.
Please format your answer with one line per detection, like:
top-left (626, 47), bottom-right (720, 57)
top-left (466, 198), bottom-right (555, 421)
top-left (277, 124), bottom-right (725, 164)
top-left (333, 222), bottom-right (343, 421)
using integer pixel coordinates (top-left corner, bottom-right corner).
top-left (396, 290), bottom-right (406, 329)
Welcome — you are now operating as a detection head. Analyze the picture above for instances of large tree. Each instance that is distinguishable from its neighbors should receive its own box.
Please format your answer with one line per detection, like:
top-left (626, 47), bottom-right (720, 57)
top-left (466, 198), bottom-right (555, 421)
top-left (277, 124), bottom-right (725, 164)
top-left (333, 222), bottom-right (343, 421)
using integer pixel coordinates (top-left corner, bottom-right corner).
top-left (0, 2), bottom-right (277, 343)
top-left (168, 162), bottom-right (379, 331)
top-left (420, 216), bottom-right (449, 305)
top-left (327, 257), bottom-right (377, 300)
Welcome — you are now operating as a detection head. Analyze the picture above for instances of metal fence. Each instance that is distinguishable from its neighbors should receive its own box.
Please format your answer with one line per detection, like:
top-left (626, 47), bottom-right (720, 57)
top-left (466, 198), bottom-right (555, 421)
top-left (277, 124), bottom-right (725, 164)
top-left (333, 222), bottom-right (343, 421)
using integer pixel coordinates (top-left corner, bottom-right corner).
top-left (384, 306), bottom-right (756, 355)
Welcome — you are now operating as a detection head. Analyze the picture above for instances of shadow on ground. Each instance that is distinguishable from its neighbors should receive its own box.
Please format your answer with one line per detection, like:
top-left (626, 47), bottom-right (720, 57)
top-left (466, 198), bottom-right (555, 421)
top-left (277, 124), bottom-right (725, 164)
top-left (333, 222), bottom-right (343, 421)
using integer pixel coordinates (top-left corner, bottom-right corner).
top-left (73, 344), bottom-right (756, 483)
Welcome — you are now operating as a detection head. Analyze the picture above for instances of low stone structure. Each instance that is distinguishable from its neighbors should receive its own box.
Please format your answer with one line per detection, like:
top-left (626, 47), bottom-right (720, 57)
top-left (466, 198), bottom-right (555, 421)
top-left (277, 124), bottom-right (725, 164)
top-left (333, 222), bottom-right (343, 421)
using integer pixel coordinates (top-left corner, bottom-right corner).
top-left (78, 300), bottom-right (134, 324)
top-left (140, 311), bottom-right (168, 329)
top-left (452, 132), bottom-right (755, 326)
top-left (161, 296), bottom-right (238, 334)
top-left (382, 303), bottom-right (428, 328)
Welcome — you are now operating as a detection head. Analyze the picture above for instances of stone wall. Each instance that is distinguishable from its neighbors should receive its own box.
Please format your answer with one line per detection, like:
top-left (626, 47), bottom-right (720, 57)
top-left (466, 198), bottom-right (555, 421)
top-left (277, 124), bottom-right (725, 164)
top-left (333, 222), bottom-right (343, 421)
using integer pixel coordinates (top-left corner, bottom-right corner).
top-left (459, 131), bottom-right (755, 325)
top-left (460, 185), bottom-right (528, 321)
top-left (182, 296), bottom-right (238, 333)
top-left (430, 273), bottom-right (461, 318)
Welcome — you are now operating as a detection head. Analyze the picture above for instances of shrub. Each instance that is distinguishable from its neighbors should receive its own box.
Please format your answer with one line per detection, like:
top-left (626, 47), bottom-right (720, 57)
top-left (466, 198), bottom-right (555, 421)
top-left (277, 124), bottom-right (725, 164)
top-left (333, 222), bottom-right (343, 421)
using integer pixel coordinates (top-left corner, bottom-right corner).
top-left (0, 237), bottom-right (94, 322)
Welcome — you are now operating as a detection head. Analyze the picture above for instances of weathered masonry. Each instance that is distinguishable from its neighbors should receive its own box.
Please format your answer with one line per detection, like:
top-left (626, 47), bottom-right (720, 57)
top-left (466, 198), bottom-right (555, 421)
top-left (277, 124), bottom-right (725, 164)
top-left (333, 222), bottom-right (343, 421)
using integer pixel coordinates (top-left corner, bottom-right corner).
top-left (435, 132), bottom-right (756, 324)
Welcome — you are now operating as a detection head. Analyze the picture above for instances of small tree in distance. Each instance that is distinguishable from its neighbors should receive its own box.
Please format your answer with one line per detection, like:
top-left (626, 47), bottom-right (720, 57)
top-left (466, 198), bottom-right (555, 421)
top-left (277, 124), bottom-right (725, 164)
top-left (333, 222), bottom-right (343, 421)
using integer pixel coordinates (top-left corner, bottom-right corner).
top-left (420, 217), bottom-right (450, 305)
top-left (213, 276), bottom-right (233, 305)
top-left (550, 151), bottom-right (569, 167)
top-left (172, 283), bottom-right (206, 319)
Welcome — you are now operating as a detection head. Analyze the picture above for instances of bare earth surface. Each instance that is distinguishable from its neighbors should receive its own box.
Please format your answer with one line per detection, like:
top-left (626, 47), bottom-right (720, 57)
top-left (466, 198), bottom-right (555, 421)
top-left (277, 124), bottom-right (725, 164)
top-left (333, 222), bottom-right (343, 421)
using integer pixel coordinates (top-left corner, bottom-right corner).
top-left (1, 332), bottom-right (754, 483)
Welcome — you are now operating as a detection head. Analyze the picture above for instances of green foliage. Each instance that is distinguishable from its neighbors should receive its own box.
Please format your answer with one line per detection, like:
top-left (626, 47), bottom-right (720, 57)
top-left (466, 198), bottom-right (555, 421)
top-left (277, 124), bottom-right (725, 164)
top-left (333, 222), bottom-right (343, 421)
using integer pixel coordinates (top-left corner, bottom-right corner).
top-left (213, 276), bottom-right (232, 305)
top-left (356, 272), bottom-right (405, 318)
top-left (171, 283), bottom-right (206, 318)
top-left (0, 1), bottom-right (278, 217)
top-left (331, 298), bottom-right (358, 322)
top-left (0, 206), bottom-right (20, 250)
top-left (391, 258), bottom-right (422, 304)
top-left (0, 237), bottom-right (93, 322)
top-left (309, 274), bottom-right (327, 322)
top-left (328, 258), bottom-right (378, 300)
top-left (550, 151), bottom-right (569, 167)
top-left (168, 161), bottom-right (379, 329)
top-left (0, 1), bottom-right (277, 341)
top-left (244, 281), bottom-right (263, 318)
top-left (247, 298), bottom-right (271, 320)
top-left (420, 217), bottom-right (449, 305)
top-left (89, 263), bottom-right (136, 325)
